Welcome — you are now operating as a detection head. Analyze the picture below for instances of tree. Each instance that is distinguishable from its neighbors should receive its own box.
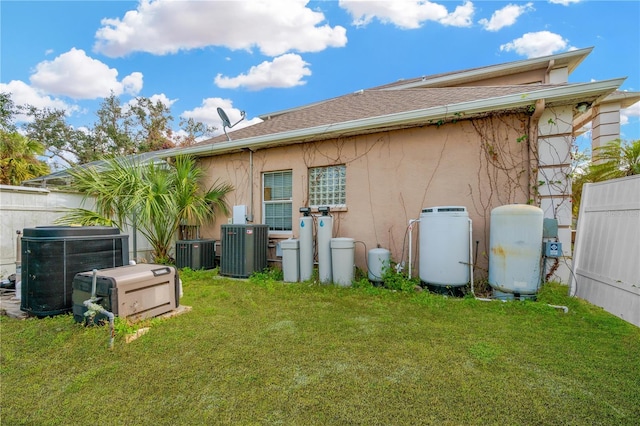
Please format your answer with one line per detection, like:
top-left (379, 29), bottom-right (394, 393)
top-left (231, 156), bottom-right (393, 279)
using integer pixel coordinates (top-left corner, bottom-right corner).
top-left (572, 139), bottom-right (640, 216)
top-left (92, 93), bottom-right (136, 157)
top-left (56, 155), bottom-right (233, 263)
top-left (0, 131), bottom-right (50, 185)
top-left (129, 97), bottom-right (175, 152)
top-left (3, 92), bottom-right (218, 168)
top-left (0, 93), bottom-right (50, 184)
top-left (24, 106), bottom-right (102, 167)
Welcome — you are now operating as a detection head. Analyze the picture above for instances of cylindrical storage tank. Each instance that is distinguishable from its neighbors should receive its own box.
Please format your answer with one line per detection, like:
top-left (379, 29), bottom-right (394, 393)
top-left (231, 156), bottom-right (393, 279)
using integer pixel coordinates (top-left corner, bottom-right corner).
top-left (317, 216), bottom-right (333, 284)
top-left (21, 226), bottom-right (129, 317)
top-left (299, 216), bottom-right (313, 281)
top-left (281, 239), bottom-right (300, 283)
top-left (368, 248), bottom-right (390, 283)
top-left (419, 207), bottom-right (470, 288)
top-left (331, 238), bottom-right (354, 287)
top-left (488, 204), bottom-right (543, 300)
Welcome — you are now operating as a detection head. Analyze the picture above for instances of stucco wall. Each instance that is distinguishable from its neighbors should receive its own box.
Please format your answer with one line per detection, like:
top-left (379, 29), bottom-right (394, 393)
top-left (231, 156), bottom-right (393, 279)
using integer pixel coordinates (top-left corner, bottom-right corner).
top-left (198, 114), bottom-right (532, 278)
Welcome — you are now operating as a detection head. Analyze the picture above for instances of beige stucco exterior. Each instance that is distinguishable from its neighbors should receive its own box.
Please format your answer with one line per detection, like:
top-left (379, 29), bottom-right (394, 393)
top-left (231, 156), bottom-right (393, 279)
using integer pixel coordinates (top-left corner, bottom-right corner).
top-left (198, 113), bottom-right (536, 278)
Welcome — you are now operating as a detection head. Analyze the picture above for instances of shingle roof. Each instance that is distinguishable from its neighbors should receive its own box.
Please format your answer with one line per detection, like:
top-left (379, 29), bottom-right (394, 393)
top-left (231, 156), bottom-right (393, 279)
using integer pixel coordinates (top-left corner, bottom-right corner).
top-left (198, 84), bottom-right (561, 145)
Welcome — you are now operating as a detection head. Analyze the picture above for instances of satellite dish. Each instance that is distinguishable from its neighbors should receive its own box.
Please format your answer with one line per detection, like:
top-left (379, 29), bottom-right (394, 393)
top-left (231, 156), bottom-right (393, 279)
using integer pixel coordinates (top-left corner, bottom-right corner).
top-left (217, 107), bottom-right (246, 141)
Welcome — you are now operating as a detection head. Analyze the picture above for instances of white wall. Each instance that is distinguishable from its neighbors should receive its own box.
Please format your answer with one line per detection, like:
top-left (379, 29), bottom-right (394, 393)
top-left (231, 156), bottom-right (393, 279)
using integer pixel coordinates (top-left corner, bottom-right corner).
top-left (570, 175), bottom-right (640, 327)
top-left (0, 185), bottom-right (153, 278)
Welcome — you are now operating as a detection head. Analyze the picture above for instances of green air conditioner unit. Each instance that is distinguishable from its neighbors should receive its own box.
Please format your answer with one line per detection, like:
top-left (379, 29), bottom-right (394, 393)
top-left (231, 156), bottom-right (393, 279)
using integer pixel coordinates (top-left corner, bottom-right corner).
top-left (220, 225), bottom-right (269, 278)
top-left (175, 239), bottom-right (216, 270)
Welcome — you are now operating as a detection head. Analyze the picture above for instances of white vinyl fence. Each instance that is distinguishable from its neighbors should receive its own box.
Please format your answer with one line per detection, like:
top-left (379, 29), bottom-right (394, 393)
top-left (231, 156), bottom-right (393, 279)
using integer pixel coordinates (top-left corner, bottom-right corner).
top-left (0, 185), bottom-right (153, 279)
top-left (570, 175), bottom-right (640, 327)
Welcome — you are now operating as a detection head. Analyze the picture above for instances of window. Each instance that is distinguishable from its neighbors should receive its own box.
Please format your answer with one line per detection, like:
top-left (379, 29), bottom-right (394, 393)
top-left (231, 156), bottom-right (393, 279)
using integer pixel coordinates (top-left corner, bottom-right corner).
top-left (309, 165), bottom-right (346, 207)
top-left (263, 170), bottom-right (292, 232)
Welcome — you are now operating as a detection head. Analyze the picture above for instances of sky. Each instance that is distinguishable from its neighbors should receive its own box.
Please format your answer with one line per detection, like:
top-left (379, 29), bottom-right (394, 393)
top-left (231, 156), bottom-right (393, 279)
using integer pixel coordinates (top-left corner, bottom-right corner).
top-left (1, 0), bottom-right (639, 162)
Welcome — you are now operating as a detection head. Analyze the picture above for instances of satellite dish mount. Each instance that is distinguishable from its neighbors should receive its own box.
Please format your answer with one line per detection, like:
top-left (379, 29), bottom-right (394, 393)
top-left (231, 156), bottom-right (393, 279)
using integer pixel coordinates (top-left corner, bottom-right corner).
top-left (217, 107), bottom-right (246, 141)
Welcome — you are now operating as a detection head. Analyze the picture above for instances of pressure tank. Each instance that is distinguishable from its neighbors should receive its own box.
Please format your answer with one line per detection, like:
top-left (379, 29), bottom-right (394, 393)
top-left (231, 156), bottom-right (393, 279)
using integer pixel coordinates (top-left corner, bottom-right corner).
top-left (488, 204), bottom-right (543, 300)
top-left (299, 216), bottom-right (313, 281)
top-left (368, 248), bottom-right (390, 283)
top-left (419, 207), bottom-right (470, 289)
top-left (317, 215), bottom-right (333, 283)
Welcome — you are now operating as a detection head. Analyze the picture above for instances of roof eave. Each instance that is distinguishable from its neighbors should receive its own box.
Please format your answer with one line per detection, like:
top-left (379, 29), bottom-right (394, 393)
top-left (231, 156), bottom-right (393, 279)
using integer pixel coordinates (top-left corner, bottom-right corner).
top-left (170, 78), bottom-right (625, 158)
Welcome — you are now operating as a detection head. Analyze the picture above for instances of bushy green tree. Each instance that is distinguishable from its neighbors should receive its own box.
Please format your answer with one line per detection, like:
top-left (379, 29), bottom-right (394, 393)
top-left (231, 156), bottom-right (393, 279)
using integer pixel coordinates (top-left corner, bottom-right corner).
top-left (0, 93), bottom-right (50, 184)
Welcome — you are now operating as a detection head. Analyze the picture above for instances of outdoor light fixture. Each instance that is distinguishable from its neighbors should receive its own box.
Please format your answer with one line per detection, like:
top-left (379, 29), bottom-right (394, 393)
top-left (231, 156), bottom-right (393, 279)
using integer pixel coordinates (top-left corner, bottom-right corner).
top-left (575, 102), bottom-right (591, 114)
top-left (318, 206), bottom-right (331, 216)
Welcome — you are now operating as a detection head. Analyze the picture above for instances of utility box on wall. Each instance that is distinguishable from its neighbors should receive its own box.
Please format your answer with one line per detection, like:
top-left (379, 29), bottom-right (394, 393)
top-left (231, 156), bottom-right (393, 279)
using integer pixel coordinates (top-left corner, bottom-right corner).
top-left (175, 239), bottom-right (216, 270)
top-left (219, 224), bottom-right (268, 278)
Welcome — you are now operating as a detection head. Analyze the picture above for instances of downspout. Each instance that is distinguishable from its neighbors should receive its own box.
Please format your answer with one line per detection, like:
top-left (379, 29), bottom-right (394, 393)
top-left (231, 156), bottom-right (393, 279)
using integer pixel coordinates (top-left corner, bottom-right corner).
top-left (248, 149), bottom-right (254, 222)
top-left (528, 99), bottom-right (545, 202)
top-left (544, 59), bottom-right (555, 84)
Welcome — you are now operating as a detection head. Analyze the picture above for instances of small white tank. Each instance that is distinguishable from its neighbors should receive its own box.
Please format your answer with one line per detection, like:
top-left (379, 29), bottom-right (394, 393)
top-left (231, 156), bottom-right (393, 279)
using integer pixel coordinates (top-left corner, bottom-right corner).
top-left (488, 204), bottom-right (543, 299)
top-left (331, 238), bottom-right (354, 287)
top-left (419, 206), bottom-right (470, 287)
top-left (368, 248), bottom-right (390, 283)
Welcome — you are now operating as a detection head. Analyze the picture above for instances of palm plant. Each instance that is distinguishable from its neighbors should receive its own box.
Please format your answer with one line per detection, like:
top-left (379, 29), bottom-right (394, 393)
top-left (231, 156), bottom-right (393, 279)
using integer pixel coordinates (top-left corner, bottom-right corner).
top-left (57, 155), bottom-right (232, 263)
top-left (572, 139), bottom-right (640, 217)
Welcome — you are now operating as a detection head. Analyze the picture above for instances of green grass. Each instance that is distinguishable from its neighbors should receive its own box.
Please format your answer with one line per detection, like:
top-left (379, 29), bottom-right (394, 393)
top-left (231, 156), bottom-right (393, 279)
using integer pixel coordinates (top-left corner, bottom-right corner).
top-left (2, 270), bottom-right (639, 425)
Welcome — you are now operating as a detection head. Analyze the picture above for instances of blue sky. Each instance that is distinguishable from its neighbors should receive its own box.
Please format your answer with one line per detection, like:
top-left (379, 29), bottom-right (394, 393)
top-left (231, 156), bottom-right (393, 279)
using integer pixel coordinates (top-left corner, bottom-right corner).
top-left (2, 0), bottom-right (639, 154)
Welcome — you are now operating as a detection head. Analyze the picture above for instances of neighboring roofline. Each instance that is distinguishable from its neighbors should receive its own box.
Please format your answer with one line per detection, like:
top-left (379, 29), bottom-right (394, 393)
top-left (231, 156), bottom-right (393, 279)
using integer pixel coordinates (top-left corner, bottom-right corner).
top-left (380, 47), bottom-right (594, 91)
top-left (174, 78), bottom-right (624, 159)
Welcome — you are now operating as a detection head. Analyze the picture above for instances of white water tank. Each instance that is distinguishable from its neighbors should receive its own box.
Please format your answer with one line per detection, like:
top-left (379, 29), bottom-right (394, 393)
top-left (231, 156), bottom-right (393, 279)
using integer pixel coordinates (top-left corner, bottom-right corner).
top-left (317, 216), bottom-right (333, 283)
top-left (331, 238), bottom-right (354, 287)
top-left (488, 204), bottom-right (543, 300)
top-left (419, 206), bottom-right (470, 287)
top-left (299, 216), bottom-right (313, 281)
top-left (281, 239), bottom-right (300, 282)
top-left (368, 248), bottom-right (390, 283)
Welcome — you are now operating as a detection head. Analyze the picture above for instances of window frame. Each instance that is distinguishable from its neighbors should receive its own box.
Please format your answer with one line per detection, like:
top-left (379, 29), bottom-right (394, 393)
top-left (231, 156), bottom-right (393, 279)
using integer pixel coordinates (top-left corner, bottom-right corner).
top-left (262, 170), bottom-right (293, 235)
top-left (308, 164), bottom-right (347, 209)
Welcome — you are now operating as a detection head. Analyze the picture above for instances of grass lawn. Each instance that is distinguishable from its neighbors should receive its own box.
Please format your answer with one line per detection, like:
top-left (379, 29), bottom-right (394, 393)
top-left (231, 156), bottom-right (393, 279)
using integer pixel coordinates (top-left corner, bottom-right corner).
top-left (2, 269), bottom-right (639, 425)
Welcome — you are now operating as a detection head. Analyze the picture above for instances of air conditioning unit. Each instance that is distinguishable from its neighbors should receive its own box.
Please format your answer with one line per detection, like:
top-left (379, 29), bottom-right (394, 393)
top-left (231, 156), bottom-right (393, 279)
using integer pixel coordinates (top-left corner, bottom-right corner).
top-left (175, 239), bottom-right (216, 270)
top-left (72, 264), bottom-right (179, 323)
top-left (20, 226), bottom-right (129, 317)
top-left (220, 224), bottom-right (269, 278)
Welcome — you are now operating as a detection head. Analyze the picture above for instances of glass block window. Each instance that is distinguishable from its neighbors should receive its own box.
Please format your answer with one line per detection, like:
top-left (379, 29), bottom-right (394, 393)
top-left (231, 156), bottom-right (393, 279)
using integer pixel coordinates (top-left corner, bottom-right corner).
top-left (309, 165), bottom-right (346, 207)
top-left (263, 170), bottom-right (292, 232)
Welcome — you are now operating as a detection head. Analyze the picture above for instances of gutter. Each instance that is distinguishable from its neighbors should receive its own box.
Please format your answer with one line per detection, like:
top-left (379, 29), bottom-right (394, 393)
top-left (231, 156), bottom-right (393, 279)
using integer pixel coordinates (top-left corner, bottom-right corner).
top-left (152, 78), bottom-right (625, 160)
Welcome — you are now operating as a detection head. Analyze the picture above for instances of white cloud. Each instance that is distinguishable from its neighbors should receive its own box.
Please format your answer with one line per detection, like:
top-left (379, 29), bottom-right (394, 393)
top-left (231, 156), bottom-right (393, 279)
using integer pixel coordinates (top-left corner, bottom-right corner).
top-left (339, 0), bottom-right (474, 29)
top-left (94, 0), bottom-right (347, 58)
top-left (214, 54), bottom-right (311, 91)
top-left (29, 48), bottom-right (143, 99)
top-left (0, 80), bottom-right (78, 122)
top-left (621, 102), bottom-right (640, 127)
top-left (549, 0), bottom-right (581, 5)
top-left (479, 3), bottom-right (534, 32)
top-left (439, 1), bottom-right (474, 27)
top-left (181, 97), bottom-right (262, 134)
top-left (500, 31), bottom-right (569, 58)
top-left (122, 72), bottom-right (144, 96)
